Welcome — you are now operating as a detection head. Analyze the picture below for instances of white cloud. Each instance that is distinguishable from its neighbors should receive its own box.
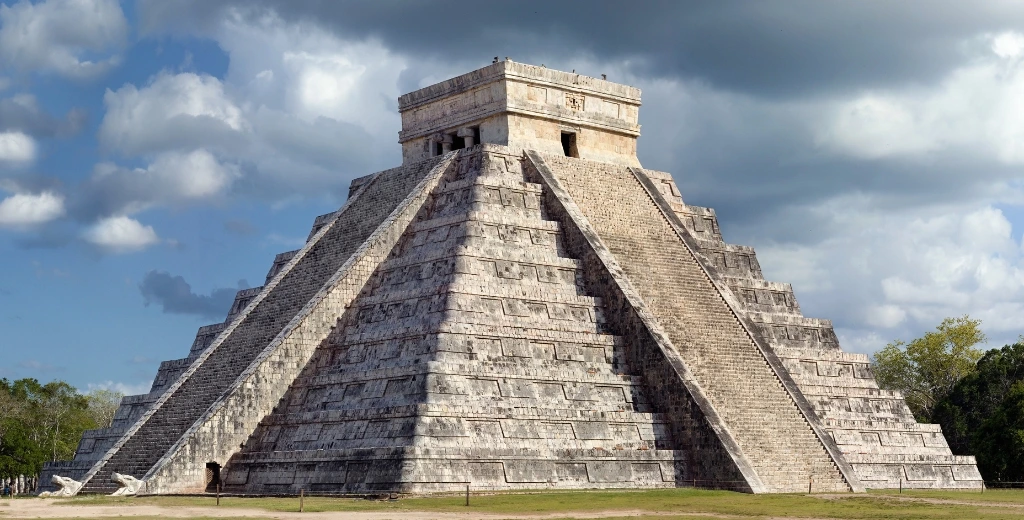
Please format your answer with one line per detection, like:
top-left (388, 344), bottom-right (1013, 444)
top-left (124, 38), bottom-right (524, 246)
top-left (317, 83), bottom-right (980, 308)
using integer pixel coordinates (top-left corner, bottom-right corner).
top-left (100, 72), bottom-right (246, 155)
top-left (94, 13), bottom-right (413, 203)
top-left (279, 46), bottom-right (400, 131)
top-left (83, 215), bottom-right (159, 253)
top-left (217, 12), bottom-right (405, 134)
top-left (758, 201), bottom-right (1024, 351)
top-left (0, 191), bottom-right (64, 226)
top-left (818, 96), bottom-right (937, 159)
top-left (85, 380), bottom-right (151, 396)
top-left (0, 0), bottom-right (127, 79)
top-left (0, 131), bottom-right (36, 163)
top-left (817, 31), bottom-right (1024, 163)
top-left (865, 304), bottom-right (907, 328)
top-left (992, 31), bottom-right (1024, 59)
top-left (145, 149), bottom-right (239, 199)
top-left (87, 149), bottom-right (241, 216)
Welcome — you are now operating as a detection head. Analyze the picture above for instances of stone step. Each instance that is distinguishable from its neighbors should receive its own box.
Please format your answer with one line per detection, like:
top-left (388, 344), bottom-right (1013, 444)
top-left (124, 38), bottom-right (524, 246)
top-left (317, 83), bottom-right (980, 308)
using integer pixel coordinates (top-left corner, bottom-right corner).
top-left (377, 242), bottom-right (580, 273)
top-left (437, 175), bottom-right (543, 195)
top-left (842, 453), bottom-right (978, 465)
top-left (824, 419), bottom-right (945, 431)
top-left (308, 351), bottom-right (633, 379)
top-left (291, 364), bottom-right (647, 392)
top-left (356, 282), bottom-right (598, 309)
top-left (428, 197), bottom-right (544, 223)
top-left (339, 309), bottom-right (607, 340)
top-left (773, 348), bottom-right (871, 364)
top-left (409, 210), bottom-right (560, 235)
top-left (787, 374), bottom-right (881, 388)
top-left (262, 403), bottom-right (666, 423)
top-left (797, 385), bottom-right (900, 399)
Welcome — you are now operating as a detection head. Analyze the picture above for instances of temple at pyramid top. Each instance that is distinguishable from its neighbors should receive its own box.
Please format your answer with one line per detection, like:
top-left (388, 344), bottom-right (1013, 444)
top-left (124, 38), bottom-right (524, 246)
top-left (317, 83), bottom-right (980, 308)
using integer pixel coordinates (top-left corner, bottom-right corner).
top-left (398, 60), bottom-right (641, 166)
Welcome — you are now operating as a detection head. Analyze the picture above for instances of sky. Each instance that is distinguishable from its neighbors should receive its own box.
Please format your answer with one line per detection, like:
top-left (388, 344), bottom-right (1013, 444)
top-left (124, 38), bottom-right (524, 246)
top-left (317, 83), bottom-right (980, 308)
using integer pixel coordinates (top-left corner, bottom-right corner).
top-left (3, 0), bottom-right (1024, 395)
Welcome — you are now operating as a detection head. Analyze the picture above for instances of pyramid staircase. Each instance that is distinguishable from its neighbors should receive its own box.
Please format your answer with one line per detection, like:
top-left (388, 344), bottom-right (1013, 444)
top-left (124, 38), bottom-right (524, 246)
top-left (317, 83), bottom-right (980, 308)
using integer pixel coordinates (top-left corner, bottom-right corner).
top-left (219, 146), bottom-right (686, 492)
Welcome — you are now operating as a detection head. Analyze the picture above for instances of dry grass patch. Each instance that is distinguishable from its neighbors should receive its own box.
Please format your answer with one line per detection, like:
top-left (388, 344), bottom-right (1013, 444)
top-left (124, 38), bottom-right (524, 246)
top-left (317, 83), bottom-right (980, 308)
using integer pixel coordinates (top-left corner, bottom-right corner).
top-left (870, 488), bottom-right (1024, 505)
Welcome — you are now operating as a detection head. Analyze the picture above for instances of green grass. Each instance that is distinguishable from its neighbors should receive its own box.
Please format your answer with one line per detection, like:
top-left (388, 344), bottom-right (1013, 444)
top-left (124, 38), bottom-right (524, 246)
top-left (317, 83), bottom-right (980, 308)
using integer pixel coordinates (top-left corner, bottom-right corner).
top-left (44, 488), bottom-right (1024, 519)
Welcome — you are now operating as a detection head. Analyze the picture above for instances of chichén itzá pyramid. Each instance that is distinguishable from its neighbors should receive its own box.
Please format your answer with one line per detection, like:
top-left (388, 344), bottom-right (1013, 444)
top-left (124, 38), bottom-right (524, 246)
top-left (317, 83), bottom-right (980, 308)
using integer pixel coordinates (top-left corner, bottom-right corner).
top-left (41, 60), bottom-right (983, 496)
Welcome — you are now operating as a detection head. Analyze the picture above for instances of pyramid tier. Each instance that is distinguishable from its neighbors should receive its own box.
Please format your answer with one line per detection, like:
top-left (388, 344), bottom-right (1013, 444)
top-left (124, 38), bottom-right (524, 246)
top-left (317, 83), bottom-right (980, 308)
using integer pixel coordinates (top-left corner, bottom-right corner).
top-left (226, 446), bottom-right (682, 493)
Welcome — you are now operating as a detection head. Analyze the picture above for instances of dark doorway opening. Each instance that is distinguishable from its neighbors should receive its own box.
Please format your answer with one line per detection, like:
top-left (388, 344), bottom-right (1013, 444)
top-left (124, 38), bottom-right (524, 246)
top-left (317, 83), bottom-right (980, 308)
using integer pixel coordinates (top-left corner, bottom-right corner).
top-left (205, 462), bottom-right (221, 492)
top-left (452, 135), bottom-right (466, 150)
top-left (561, 132), bottom-right (579, 157)
top-left (434, 141), bottom-right (443, 156)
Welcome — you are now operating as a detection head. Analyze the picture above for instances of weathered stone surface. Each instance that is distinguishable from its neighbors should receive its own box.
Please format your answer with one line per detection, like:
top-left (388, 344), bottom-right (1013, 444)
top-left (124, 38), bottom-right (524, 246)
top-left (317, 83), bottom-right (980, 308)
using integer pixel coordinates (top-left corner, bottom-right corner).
top-left (38, 475), bottom-right (81, 497)
top-left (398, 61), bottom-right (641, 167)
top-left (109, 473), bottom-right (143, 496)
top-left (51, 60), bottom-right (979, 495)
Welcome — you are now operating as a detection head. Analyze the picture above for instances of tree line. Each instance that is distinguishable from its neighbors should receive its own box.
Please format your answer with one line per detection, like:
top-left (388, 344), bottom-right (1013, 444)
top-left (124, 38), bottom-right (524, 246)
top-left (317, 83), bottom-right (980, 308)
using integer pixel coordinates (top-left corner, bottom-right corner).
top-left (873, 316), bottom-right (1024, 481)
top-left (0, 379), bottom-right (122, 481)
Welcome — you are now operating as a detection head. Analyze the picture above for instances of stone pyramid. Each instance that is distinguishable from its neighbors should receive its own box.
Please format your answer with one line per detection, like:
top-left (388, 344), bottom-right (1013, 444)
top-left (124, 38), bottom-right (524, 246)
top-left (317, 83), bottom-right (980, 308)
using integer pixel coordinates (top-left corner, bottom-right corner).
top-left (45, 61), bottom-right (981, 495)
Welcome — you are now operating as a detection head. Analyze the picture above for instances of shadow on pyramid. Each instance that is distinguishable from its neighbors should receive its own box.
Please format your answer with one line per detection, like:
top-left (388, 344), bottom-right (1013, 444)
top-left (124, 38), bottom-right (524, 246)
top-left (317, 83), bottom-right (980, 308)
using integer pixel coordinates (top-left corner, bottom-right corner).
top-left (43, 61), bottom-right (982, 496)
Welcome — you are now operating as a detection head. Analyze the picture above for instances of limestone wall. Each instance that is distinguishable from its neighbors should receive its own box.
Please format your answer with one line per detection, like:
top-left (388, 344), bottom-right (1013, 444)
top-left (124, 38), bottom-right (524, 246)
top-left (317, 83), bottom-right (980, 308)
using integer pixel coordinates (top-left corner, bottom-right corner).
top-left (75, 155), bottom-right (451, 494)
top-left (398, 61), bottom-right (641, 167)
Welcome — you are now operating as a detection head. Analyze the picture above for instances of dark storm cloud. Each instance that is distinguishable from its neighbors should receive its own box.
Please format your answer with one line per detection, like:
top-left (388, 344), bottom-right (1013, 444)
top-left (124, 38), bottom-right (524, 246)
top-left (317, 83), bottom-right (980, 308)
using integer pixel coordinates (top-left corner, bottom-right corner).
top-left (67, 165), bottom-right (165, 221)
top-left (644, 106), bottom-right (1019, 241)
top-left (139, 270), bottom-right (245, 320)
top-left (137, 0), bottom-right (1024, 97)
top-left (131, 0), bottom-right (1024, 252)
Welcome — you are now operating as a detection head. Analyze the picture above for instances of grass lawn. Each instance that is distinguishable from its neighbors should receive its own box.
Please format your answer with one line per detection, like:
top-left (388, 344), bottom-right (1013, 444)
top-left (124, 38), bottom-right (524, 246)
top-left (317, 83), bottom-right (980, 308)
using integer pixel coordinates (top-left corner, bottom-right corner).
top-left (31, 487), bottom-right (1024, 519)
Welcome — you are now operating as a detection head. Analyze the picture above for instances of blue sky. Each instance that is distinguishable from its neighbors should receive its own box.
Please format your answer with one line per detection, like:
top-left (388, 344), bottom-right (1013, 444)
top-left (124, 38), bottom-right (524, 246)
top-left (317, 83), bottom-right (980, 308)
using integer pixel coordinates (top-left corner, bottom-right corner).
top-left (3, 0), bottom-right (1024, 395)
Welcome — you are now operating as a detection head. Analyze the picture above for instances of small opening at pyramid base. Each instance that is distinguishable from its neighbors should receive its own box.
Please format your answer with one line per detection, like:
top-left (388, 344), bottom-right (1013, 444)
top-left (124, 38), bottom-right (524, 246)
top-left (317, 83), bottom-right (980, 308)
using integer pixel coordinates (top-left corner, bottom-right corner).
top-left (205, 462), bottom-right (221, 492)
top-left (561, 132), bottom-right (579, 157)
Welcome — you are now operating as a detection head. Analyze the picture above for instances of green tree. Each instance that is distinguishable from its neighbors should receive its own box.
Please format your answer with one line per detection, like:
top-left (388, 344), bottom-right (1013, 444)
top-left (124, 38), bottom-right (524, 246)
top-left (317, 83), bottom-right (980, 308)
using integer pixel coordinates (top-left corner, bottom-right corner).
top-left (0, 378), bottom-right (98, 479)
top-left (32, 380), bottom-right (93, 462)
top-left (934, 343), bottom-right (1024, 481)
top-left (973, 381), bottom-right (1024, 481)
top-left (0, 379), bottom-right (45, 479)
top-left (86, 389), bottom-right (124, 429)
top-left (872, 315), bottom-right (986, 423)
top-left (0, 381), bottom-right (24, 445)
